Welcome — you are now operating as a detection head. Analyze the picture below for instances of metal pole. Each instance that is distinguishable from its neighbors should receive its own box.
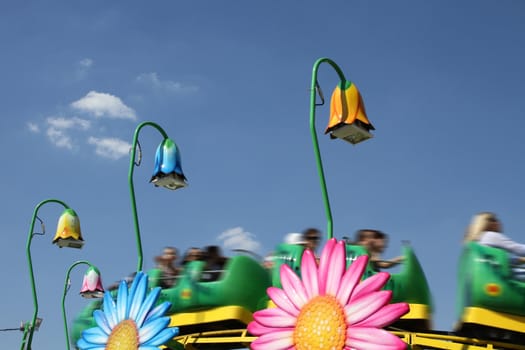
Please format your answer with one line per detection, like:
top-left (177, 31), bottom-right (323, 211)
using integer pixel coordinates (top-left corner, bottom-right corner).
top-left (128, 121), bottom-right (169, 272)
top-left (24, 199), bottom-right (70, 350)
top-left (19, 323), bottom-right (29, 350)
top-left (309, 58), bottom-right (347, 240)
top-left (61, 260), bottom-right (93, 350)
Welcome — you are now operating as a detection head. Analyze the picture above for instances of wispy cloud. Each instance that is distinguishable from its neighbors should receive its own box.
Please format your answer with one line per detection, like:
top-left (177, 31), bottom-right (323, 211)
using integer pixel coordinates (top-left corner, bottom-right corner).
top-left (47, 127), bottom-right (73, 149)
top-left (47, 116), bottom-right (90, 130)
top-left (136, 72), bottom-right (198, 94)
top-left (87, 136), bottom-right (131, 160)
top-left (217, 227), bottom-right (262, 253)
top-left (44, 116), bottom-right (91, 150)
top-left (79, 58), bottom-right (93, 68)
top-left (76, 58), bottom-right (94, 79)
top-left (27, 122), bottom-right (40, 133)
top-left (71, 91), bottom-right (137, 120)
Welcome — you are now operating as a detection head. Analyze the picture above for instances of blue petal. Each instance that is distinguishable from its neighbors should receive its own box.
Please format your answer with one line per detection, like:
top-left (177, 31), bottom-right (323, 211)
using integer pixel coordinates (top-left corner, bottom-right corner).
top-left (103, 292), bottom-right (117, 328)
top-left (77, 336), bottom-right (106, 350)
top-left (135, 287), bottom-right (161, 328)
top-left (145, 301), bottom-right (171, 323)
top-left (82, 326), bottom-right (108, 344)
top-left (152, 143), bottom-right (163, 176)
top-left (160, 143), bottom-right (176, 173)
top-left (159, 139), bottom-right (182, 175)
top-left (129, 273), bottom-right (148, 320)
top-left (139, 316), bottom-right (170, 343)
top-left (127, 272), bottom-right (142, 311)
top-left (143, 327), bottom-right (179, 346)
top-left (117, 277), bottom-right (129, 321)
top-left (93, 310), bottom-right (111, 335)
top-left (139, 346), bottom-right (163, 350)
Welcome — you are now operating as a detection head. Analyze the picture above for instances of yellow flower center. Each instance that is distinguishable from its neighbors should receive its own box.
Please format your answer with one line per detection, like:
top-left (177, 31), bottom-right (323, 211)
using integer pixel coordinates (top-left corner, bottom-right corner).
top-left (106, 319), bottom-right (139, 350)
top-left (293, 295), bottom-right (347, 350)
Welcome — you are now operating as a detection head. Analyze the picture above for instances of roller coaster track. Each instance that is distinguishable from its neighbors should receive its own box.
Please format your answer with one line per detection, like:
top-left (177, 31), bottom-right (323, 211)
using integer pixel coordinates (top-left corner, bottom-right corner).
top-left (165, 329), bottom-right (525, 350)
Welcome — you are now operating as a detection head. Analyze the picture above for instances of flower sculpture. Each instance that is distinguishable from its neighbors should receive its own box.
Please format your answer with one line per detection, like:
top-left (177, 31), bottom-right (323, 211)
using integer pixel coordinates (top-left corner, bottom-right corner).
top-left (77, 272), bottom-right (178, 350)
top-left (52, 208), bottom-right (84, 249)
top-left (80, 266), bottom-right (105, 299)
top-left (325, 81), bottom-right (375, 145)
top-left (248, 239), bottom-right (409, 350)
top-left (150, 138), bottom-right (187, 190)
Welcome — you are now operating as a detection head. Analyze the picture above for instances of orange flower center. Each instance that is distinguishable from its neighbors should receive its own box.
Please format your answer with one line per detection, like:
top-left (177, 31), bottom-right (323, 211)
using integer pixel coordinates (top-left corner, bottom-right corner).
top-left (106, 319), bottom-right (139, 350)
top-left (293, 295), bottom-right (347, 350)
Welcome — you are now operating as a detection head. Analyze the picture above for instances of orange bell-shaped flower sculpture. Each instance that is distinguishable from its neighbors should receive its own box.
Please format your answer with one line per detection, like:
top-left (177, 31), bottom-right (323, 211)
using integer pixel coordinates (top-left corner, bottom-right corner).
top-left (52, 209), bottom-right (84, 249)
top-left (325, 81), bottom-right (375, 145)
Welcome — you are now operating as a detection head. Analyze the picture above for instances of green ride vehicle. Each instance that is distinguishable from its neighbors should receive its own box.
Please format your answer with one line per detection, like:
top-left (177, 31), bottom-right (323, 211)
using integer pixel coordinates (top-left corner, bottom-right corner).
top-left (71, 241), bottom-right (433, 347)
top-left (455, 242), bottom-right (525, 342)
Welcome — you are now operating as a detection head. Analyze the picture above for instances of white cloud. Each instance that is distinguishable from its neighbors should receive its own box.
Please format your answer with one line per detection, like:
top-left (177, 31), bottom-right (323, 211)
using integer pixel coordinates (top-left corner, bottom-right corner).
top-left (88, 136), bottom-right (131, 160)
top-left (71, 91), bottom-right (137, 120)
top-left (217, 227), bottom-right (261, 253)
top-left (76, 58), bottom-right (94, 79)
top-left (47, 127), bottom-right (73, 149)
top-left (47, 116), bottom-right (90, 130)
top-left (79, 58), bottom-right (93, 68)
top-left (136, 72), bottom-right (198, 93)
top-left (44, 116), bottom-right (91, 150)
top-left (27, 122), bottom-right (40, 133)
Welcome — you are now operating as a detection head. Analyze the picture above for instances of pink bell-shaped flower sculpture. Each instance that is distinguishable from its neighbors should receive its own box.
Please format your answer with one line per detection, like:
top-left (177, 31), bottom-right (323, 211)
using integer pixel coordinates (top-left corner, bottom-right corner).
top-left (52, 209), bottom-right (84, 249)
top-left (79, 266), bottom-right (104, 299)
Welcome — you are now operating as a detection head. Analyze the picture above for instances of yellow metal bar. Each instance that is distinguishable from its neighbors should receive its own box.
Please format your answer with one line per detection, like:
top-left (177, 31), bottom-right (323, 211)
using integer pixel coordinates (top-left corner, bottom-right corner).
top-left (165, 325), bottom-right (525, 350)
top-left (410, 334), bottom-right (492, 350)
top-left (168, 305), bottom-right (253, 327)
top-left (400, 303), bottom-right (430, 320)
top-left (393, 331), bottom-right (525, 350)
top-left (461, 307), bottom-right (525, 334)
top-left (173, 329), bottom-right (256, 345)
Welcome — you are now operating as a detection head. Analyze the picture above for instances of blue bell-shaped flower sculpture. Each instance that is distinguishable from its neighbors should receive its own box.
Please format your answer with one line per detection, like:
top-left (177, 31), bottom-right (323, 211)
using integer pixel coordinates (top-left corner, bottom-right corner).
top-left (150, 138), bottom-right (188, 190)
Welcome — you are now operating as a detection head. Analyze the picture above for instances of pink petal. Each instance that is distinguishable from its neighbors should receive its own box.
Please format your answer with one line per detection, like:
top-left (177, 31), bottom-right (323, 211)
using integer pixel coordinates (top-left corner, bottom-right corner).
top-left (317, 238), bottom-right (336, 294)
top-left (250, 329), bottom-right (294, 350)
top-left (280, 264), bottom-right (308, 309)
top-left (336, 255), bottom-right (368, 305)
top-left (253, 307), bottom-right (297, 328)
top-left (248, 321), bottom-right (292, 336)
top-left (267, 287), bottom-right (300, 316)
top-left (300, 250), bottom-right (319, 299)
top-left (350, 272), bottom-right (390, 302)
top-left (347, 327), bottom-right (407, 349)
top-left (354, 303), bottom-right (410, 328)
top-left (325, 241), bottom-right (346, 296)
top-left (345, 290), bottom-right (392, 325)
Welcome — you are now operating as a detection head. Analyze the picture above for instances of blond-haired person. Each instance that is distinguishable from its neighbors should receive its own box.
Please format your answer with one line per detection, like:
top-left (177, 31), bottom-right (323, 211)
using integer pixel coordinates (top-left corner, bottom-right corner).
top-left (465, 212), bottom-right (525, 266)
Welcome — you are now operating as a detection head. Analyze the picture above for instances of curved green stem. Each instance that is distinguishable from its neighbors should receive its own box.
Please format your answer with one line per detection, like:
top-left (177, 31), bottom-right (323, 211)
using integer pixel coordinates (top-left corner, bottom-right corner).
top-left (19, 323), bottom-right (29, 350)
top-left (309, 58), bottom-right (347, 240)
top-left (128, 121), bottom-right (169, 272)
top-left (24, 199), bottom-right (70, 350)
top-left (62, 260), bottom-right (94, 350)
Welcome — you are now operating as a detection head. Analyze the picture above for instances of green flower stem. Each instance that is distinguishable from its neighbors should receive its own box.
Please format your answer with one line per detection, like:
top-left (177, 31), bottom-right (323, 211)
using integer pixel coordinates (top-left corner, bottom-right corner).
top-left (309, 58), bottom-right (347, 240)
top-left (62, 260), bottom-right (96, 350)
top-left (128, 121), bottom-right (169, 272)
top-left (19, 323), bottom-right (29, 350)
top-left (24, 199), bottom-right (70, 350)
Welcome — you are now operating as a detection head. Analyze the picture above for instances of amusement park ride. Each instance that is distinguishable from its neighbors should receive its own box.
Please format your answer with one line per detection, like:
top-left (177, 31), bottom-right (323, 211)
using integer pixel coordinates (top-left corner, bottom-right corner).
top-left (21, 58), bottom-right (525, 350)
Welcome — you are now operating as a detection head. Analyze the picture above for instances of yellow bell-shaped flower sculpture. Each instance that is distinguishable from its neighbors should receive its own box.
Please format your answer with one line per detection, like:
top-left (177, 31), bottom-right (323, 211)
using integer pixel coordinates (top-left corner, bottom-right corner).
top-left (325, 81), bottom-right (375, 145)
top-left (52, 209), bottom-right (84, 249)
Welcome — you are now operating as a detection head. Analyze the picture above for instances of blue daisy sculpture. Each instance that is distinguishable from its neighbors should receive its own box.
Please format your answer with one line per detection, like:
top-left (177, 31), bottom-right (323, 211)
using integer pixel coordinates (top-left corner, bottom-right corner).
top-left (77, 272), bottom-right (178, 350)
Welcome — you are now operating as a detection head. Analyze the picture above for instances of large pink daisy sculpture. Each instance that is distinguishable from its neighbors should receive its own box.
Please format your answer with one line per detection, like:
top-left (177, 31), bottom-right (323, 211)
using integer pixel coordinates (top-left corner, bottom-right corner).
top-left (248, 238), bottom-right (409, 350)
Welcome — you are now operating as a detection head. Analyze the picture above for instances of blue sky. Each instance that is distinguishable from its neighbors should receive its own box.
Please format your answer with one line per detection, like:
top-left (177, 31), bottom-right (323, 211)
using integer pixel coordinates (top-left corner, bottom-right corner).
top-left (2, 1), bottom-right (525, 348)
